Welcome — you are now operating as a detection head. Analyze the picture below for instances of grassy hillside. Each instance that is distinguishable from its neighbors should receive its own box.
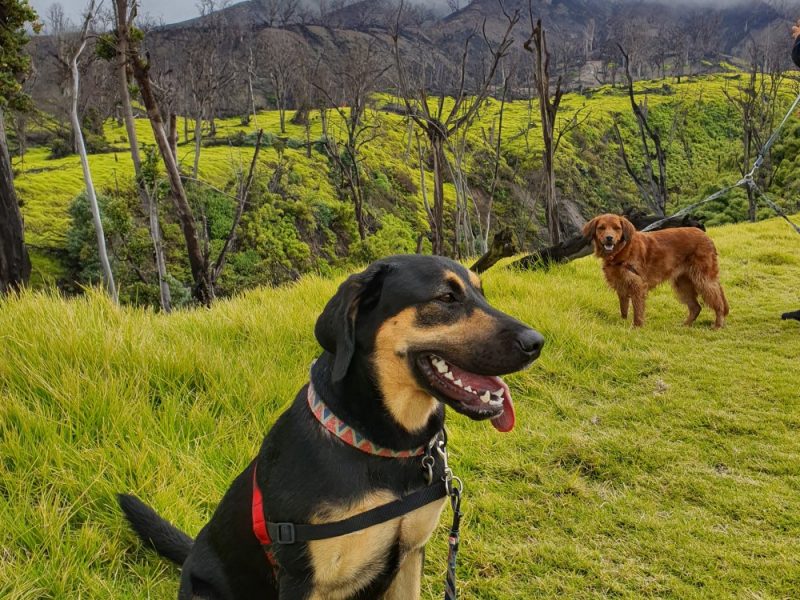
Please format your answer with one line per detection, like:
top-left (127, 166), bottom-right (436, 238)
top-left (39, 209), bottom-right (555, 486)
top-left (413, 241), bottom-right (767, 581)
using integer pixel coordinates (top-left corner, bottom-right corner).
top-left (12, 72), bottom-right (800, 295)
top-left (1, 215), bottom-right (799, 598)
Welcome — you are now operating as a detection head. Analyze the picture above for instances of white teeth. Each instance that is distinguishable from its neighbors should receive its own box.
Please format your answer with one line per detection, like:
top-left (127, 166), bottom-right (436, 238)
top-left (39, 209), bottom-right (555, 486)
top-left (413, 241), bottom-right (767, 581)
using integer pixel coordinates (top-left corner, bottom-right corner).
top-left (464, 385), bottom-right (474, 393)
top-left (454, 379), bottom-right (463, 387)
top-left (493, 389), bottom-right (504, 397)
top-left (489, 397), bottom-right (503, 407)
top-left (481, 391), bottom-right (491, 403)
top-left (445, 372), bottom-right (455, 381)
top-left (432, 357), bottom-right (448, 374)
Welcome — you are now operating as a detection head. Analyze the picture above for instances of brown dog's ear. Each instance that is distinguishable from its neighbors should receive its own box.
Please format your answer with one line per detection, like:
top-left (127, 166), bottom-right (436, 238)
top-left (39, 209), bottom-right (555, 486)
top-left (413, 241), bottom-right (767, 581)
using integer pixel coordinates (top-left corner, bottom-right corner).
top-left (620, 216), bottom-right (636, 242)
top-left (582, 217), bottom-right (599, 241)
top-left (315, 262), bottom-right (391, 383)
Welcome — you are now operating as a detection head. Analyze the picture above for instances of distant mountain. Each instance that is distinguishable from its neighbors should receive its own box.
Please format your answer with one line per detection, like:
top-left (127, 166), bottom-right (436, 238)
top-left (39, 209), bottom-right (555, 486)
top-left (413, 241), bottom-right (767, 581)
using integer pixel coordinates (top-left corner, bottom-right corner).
top-left (25, 0), bottom-right (795, 121)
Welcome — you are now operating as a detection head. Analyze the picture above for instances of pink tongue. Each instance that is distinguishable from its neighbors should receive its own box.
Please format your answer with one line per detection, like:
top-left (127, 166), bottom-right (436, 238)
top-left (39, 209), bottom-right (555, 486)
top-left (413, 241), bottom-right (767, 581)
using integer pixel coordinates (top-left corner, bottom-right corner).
top-left (489, 377), bottom-right (515, 433)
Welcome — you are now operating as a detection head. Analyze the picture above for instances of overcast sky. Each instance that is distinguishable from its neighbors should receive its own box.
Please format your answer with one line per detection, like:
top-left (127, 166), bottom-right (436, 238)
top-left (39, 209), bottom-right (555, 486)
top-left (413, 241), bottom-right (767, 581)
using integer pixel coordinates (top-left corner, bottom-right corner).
top-left (27, 0), bottom-right (770, 28)
top-left (28, 0), bottom-right (202, 26)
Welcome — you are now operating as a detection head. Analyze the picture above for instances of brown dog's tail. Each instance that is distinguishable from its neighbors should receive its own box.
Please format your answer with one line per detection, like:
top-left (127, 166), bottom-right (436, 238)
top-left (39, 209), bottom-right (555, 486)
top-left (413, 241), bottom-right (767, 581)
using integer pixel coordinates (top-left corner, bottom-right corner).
top-left (721, 286), bottom-right (730, 316)
top-left (118, 494), bottom-right (194, 566)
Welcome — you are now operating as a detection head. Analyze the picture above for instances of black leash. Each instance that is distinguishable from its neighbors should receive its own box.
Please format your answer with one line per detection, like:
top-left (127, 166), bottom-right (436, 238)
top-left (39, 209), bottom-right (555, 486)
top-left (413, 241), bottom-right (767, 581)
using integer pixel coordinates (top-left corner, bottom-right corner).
top-left (444, 481), bottom-right (463, 600)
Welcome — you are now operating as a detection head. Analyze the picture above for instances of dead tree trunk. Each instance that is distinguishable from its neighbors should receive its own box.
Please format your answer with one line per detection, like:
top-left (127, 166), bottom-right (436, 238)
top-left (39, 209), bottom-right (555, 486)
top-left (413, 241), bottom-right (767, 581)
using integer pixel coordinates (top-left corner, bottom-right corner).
top-left (168, 113), bottom-right (178, 162)
top-left (429, 130), bottom-right (447, 255)
top-left (525, 18), bottom-right (564, 246)
top-left (616, 44), bottom-right (668, 216)
top-left (70, 5), bottom-right (118, 302)
top-left (0, 108), bottom-right (31, 293)
top-left (471, 229), bottom-right (516, 274)
top-left (511, 235), bottom-right (592, 270)
top-left (192, 113), bottom-right (203, 179)
top-left (130, 55), bottom-right (213, 305)
top-left (114, 0), bottom-right (170, 307)
top-left (392, 4), bottom-right (518, 257)
top-left (114, 0), bottom-right (171, 311)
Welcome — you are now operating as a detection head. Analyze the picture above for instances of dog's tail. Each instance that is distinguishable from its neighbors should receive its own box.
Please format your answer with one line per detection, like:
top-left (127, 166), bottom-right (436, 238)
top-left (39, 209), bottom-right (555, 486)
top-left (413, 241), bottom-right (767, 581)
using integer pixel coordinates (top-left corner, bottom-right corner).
top-left (720, 286), bottom-right (730, 317)
top-left (118, 494), bottom-right (194, 566)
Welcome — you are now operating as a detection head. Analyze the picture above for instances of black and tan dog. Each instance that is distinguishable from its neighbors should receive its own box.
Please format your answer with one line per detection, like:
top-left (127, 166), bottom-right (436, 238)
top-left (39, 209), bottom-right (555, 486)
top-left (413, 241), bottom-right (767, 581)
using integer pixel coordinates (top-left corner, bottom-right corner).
top-left (118, 255), bottom-right (543, 599)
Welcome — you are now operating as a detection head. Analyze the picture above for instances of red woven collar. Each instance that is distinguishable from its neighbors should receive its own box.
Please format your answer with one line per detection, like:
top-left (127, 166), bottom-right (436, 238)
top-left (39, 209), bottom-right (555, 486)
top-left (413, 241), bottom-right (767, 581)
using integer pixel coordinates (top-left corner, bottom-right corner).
top-left (306, 383), bottom-right (428, 458)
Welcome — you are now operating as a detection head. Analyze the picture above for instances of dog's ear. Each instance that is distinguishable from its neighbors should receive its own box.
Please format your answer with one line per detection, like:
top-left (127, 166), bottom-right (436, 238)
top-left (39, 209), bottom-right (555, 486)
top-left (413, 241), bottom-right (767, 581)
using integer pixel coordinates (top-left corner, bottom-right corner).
top-left (620, 216), bottom-right (636, 242)
top-left (315, 262), bottom-right (391, 382)
top-left (582, 217), bottom-right (599, 241)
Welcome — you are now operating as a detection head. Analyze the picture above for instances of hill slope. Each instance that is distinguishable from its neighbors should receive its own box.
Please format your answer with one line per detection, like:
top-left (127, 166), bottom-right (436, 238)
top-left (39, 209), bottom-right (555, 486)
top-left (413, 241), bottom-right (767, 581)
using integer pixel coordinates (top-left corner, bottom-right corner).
top-left (14, 73), bottom-right (800, 295)
top-left (1, 215), bottom-right (799, 598)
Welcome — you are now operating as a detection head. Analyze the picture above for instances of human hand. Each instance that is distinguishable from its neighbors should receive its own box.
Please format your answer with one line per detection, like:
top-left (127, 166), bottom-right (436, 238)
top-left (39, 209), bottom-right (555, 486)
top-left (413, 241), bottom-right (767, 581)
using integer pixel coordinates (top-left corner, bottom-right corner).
top-left (792, 19), bottom-right (800, 39)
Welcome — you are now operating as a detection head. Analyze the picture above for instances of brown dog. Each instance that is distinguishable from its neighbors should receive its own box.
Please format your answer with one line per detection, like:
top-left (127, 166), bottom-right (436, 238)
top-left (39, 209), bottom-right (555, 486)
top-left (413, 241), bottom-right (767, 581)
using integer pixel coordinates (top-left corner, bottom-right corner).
top-left (583, 214), bottom-right (729, 328)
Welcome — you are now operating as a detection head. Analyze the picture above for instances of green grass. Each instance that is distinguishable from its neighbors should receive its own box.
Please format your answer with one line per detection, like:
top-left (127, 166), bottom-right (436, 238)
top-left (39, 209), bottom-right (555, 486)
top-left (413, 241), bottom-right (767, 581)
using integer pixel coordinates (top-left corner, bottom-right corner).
top-left (2, 215), bottom-right (799, 598)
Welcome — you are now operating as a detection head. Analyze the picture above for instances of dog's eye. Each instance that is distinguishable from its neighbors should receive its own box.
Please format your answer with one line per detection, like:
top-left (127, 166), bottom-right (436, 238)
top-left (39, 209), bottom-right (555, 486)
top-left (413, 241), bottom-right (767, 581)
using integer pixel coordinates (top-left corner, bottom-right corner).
top-left (436, 293), bottom-right (458, 304)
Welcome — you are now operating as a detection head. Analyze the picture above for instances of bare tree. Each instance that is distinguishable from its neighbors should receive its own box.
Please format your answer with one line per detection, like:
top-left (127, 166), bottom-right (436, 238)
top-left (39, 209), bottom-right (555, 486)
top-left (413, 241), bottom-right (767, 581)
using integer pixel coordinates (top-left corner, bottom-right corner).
top-left (524, 14), bottom-right (564, 245)
top-left (186, 0), bottom-right (236, 178)
top-left (392, 0), bottom-right (518, 255)
top-left (254, 0), bottom-right (300, 26)
top-left (725, 36), bottom-right (786, 222)
top-left (314, 38), bottom-right (389, 241)
top-left (122, 5), bottom-right (214, 304)
top-left (480, 68), bottom-right (511, 253)
top-left (68, 1), bottom-right (118, 302)
top-left (112, 0), bottom-right (171, 310)
top-left (612, 44), bottom-right (668, 216)
top-left (255, 30), bottom-right (302, 134)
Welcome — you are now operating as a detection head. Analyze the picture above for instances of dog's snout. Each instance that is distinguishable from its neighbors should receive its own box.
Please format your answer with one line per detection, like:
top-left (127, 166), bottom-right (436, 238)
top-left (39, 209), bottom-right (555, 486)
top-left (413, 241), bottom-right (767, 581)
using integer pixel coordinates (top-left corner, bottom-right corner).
top-left (604, 235), bottom-right (614, 242)
top-left (516, 328), bottom-right (544, 358)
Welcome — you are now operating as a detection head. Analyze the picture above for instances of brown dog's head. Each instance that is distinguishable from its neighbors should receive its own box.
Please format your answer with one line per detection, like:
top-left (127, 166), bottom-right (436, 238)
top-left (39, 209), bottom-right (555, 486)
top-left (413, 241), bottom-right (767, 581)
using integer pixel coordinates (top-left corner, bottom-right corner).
top-left (315, 255), bottom-right (544, 434)
top-left (583, 214), bottom-right (636, 257)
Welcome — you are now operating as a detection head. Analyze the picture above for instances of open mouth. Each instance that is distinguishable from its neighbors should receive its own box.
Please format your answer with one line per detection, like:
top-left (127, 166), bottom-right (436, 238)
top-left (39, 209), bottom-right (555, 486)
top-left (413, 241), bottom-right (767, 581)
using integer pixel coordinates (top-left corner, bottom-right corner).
top-left (416, 354), bottom-right (516, 432)
top-left (603, 242), bottom-right (616, 252)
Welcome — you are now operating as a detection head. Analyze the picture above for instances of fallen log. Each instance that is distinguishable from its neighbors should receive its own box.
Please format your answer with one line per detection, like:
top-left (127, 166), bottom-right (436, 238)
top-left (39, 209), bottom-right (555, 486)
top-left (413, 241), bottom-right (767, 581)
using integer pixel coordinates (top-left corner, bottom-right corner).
top-left (510, 234), bottom-right (591, 270)
top-left (623, 208), bottom-right (706, 231)
top-left (471, 229), bottom-right (517, 274)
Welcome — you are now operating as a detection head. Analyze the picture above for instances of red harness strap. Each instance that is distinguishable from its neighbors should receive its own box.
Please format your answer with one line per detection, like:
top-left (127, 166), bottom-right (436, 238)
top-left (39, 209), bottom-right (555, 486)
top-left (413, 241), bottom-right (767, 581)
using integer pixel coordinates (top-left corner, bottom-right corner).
top-left (251, 462), bottom-right (278, 571)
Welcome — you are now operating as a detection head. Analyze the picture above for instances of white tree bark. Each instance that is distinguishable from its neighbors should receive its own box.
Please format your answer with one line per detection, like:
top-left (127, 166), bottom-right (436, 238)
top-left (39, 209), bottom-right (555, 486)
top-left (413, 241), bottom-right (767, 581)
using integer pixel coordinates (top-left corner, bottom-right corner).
top-left (114, 1), bottom-right (171, 312)
top-left (70, 5), bottom-right (118, 303)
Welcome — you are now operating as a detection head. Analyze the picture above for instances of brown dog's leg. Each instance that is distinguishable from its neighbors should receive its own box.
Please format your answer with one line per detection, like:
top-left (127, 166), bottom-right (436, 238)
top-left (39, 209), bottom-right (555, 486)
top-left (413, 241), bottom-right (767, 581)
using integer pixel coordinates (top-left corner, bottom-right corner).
top-left (384, 550), bottom-right (423, 600)
top-left (672, 275), bottom-right (702, 326)
top-left (618, 292), bottom-right (630, 320)
top-left (631, 288), bottom-right (647, 327)
top-left (696, 280), bottom-right (727, 329)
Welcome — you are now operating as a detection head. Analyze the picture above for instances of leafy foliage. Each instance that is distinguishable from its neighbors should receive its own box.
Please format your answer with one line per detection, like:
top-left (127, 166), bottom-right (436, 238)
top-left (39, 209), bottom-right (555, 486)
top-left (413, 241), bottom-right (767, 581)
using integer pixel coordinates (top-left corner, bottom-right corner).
top-left (0, 0), bottom-right (41, 110)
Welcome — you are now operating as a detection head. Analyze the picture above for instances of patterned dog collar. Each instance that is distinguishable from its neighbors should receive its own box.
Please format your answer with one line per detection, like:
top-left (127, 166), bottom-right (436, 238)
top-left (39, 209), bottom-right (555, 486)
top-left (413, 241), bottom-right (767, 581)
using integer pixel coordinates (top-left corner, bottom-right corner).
top-left (307, 383), bottom-right (429, 458)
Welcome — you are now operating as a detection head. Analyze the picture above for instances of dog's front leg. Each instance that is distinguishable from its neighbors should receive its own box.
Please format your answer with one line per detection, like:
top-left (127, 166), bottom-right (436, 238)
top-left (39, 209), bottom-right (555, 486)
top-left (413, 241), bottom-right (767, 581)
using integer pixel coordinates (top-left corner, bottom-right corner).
top-left (278, 575), bottom-right (316, 600)
top-left (631, 287), bottom-right (646, 327)
top-left (383, 549), bottom-right (423, 600)
top-left (618, 292), bottom-right (630, 319)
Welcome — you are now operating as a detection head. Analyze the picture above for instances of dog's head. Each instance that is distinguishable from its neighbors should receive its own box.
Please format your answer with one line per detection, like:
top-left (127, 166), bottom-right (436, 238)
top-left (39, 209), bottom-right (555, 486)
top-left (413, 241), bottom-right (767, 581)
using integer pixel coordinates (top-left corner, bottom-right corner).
top-left (583, 214), bottom-right (636, 257)
top-left (315, 255), bottom-right (543, 433)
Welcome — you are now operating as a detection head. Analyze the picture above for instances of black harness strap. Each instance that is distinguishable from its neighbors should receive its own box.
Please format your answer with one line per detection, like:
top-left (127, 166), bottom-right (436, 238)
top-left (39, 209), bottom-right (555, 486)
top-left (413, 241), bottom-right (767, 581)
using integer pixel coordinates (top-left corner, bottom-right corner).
top-left (266, 480), bottom-right (448, 544)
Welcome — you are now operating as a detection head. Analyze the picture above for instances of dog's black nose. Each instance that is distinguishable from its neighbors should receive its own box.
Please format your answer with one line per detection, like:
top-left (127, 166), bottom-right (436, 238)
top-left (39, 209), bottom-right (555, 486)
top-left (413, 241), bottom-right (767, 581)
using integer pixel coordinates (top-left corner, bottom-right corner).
top-left (605, 235), bottom-right (614, 242)
top-left (516, 328), bottom-right (544, 358)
